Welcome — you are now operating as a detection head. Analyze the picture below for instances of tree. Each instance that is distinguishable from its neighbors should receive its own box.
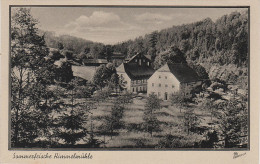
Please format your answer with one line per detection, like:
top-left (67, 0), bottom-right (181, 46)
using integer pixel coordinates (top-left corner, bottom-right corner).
top-left (53, 79), bottom-right (89, 146)
top-left (149, 31), bottom-right (158, 48)
top-left (148, 31), bottom-right (158, 61)
top-left (57, 42), bottom-right (64, 50)
top-left (92, 64), bottom-right (117, 89)
top-left (54, 58), bottom-right (73, 83)
top-left (104, 103), bottom-right (125, 139)
top-left (55, 110), bottom-right (88, 145)
top-left (92, 87), bottom-right (112, 105)
top-left (108, 73), bottom-right (119, 93)
top-left (153, 46), bottom-right (187, 69)
top-left (11, 8), bottom-right (55, 147)
top-left (92, 65), bottom-right (108, 89)
top-left (170, 92), bottom-right (187, 113)
top-left (143, 93), bottom-right (161, 137)
top-left (182, 109), bottom-right (201, 135)
top-left (49, 49), bottom-right (64, 61)
top-left (217, 99), bottom-right (248, 148)
top-left (62, 50), bottom-right (73, 60)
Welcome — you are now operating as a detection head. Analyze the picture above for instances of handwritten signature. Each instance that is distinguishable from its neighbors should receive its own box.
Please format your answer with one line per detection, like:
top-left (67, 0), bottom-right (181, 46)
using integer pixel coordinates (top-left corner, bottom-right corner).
top-left (233, 152), bottom-right (246, 159)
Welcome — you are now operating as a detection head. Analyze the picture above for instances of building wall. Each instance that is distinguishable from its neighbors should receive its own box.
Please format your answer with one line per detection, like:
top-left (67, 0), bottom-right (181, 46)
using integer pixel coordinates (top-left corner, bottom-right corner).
top-left (130, 79), bottom-right (148, 93)
top-left (128, 54), bottom-right (150, 67)
top-left (117, 73), bottom-right (149, 93)
top-left (147, 71), bottom-right (181, 100)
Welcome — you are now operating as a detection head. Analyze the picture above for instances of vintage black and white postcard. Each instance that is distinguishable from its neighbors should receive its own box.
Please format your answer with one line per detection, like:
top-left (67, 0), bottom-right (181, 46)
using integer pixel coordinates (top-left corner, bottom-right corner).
top-left (0, 0), bottom-right (259, 164)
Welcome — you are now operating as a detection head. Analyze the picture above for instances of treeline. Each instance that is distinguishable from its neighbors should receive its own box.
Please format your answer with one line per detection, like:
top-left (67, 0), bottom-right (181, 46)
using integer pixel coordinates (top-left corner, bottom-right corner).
top-left (113, 10), bottom-right (248, 67)
top-left (42, 31), bottom-right (113, 61)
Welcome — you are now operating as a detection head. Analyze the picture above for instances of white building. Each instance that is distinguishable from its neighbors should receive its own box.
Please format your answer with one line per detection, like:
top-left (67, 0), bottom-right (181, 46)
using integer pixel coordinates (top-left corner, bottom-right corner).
top-left (147, 63), bottom-right (201, 100)
top-left (116, 53), bottom-right (154, 93)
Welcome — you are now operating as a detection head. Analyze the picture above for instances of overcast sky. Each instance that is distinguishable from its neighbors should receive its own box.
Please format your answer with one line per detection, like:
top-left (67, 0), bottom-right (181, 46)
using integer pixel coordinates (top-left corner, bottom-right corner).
top-left (23, 7), bottom-right (248, 45)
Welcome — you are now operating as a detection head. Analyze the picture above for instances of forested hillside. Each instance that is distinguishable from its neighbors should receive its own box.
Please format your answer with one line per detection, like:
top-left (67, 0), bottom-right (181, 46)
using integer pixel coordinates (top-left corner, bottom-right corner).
top-left (42, 31), bottom-right (111, 60)
top-left (113, 10), bottom-right (248, 67)
top-left (43, 11), bottom-right (248, 68)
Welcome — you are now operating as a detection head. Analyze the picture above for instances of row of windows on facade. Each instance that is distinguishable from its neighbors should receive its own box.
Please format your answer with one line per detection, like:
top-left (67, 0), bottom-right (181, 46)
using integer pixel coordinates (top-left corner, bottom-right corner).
top-left (152, 91), bottom-right (189, 100)
top-left (151, 92), bottom-right (171, 100)
top-left (151, 83), bottom-right (175, 88)
top-left (135, 59), bottom-right (150, 66)
top-left (131, 79), bottom-right (147, 84)
top-left (132, 86), bottom-right (147, 92)
top-left (158, 75), bottom-right (167, 79)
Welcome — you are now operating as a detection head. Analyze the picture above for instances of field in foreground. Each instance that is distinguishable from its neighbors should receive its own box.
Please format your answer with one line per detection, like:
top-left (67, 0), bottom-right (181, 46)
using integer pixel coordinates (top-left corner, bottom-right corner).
top-left (75, 95), bottom-right (218, 148)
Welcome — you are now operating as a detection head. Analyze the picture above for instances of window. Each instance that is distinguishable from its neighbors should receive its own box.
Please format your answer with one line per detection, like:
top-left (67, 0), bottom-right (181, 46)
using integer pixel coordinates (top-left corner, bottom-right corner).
top-left (147, 62), bottom-right (150, 66)
top-left (139, 59), bottom-right (141, 65)
top-left (158, 92), bottom-right (161, 97)
top-left (135, 59), bottom-right (137, 62)
top-left (172, 85), bottom-right (175, 88)
top-left (152, 83), bottom-right (154, 87)
top-left (159, 75), bottom-right (161, 79)
top-left (159, 83), bottom-right (161, 87)
top-left (164, 92), bottom-right (168, 100)
top-left (133, 88), bottom-right (135, 92)
top-left (165, 76), bottom-right (167, 79)
top-left (165, 84), bottom-right (168, 87)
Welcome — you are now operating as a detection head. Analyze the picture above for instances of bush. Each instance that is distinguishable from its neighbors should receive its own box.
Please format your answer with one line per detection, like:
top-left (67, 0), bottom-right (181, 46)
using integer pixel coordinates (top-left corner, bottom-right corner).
top-left (156, 134), bottom-right (196, 148)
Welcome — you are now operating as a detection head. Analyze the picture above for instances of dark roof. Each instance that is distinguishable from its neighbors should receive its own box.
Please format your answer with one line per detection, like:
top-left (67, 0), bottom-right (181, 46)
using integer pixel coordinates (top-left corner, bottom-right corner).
top-left (124, 63), bottom-right (154, 80)
top-left (160, 63), bottom-right (200, 83)
top-left (83, 59), bottom-right (108, 64)
top-left (111, 53), bottom-right (125, 59)
top-left (112, 52), bottom-right (124, 55)
top-left (68, 60), bottom-right (81, 66)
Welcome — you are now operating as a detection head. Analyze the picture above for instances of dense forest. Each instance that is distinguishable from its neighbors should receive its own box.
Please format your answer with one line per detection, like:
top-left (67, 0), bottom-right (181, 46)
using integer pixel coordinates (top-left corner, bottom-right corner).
top-left (113, 10), bottom-right (248, 67)
top-left (44, 10), bottom-right (248, 68)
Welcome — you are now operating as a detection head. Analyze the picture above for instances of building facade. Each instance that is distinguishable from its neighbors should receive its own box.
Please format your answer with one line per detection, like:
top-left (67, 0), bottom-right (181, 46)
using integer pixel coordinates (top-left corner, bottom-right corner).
top-left (147, 63), bottom-right (201, 100)
top-left (116, 53), bottom-right (154, 93)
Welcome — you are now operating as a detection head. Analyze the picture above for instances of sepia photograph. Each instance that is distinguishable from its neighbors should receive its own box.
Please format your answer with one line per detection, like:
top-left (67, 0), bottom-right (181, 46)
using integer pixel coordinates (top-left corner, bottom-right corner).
top-left (9, 6), bottom-right (249, 149)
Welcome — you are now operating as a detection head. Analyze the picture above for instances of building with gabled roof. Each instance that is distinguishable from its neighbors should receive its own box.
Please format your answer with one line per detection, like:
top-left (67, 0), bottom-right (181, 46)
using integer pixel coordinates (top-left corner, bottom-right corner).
top-left (116, 53), bottom-right (154, 93)
top-left (147, 63), bottom-right (201, 100)
top-left (109, 52), bottom-right (125, 66)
